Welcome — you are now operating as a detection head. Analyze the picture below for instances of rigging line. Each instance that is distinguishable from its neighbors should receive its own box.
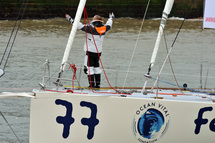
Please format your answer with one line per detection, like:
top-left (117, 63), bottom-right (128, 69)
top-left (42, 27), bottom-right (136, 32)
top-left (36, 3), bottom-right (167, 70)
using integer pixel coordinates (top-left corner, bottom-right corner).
top-left (122, 0), bottom-right (151, 88)
top-left (2, 0), bottom-right (29, 70)
top-left (200, 28), bottom-right (204, 89)
top-left (151, 42), bottom-right (174, 92)
top-left (0, 0), bottom-right (26, 66)
top-left (7, 60), bottom-right (51, 88)
top-left (84, 9), bottom-right (93, 89)
top-left (0, 111), bottom-right (22, 143)
top-left (45, 62), bottom-right (67, 83)
top-left (83, 7), bottom-right (118, 92)
top-left (84, 8), bottom-right (115, 92)
top-left (204, 68), bottom-right (209, 89)
top-left (151, 77), bottom-right (181, 87)
top-left (165, 0), bottom-right (195, 91)
top-left (170, 0), bottom-right (194, 48)
top-left (152, 27), bottom-right (184, 94)
top-left (83, 8), bottom-right (130, 95)
top-left (201, 28), bottom-right (210, 90)
top-left (151, 0), bottom-right (195, 92)
top-left (164, 31), bottom-right (183, 94)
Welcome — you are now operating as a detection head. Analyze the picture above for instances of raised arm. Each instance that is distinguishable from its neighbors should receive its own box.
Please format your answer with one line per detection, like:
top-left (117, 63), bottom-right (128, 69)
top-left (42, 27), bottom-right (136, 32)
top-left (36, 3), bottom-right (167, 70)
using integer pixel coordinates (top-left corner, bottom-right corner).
top-left (65, 14), bottom-right (85, 30)
top-left (105, 13), bottom-right (114, 31)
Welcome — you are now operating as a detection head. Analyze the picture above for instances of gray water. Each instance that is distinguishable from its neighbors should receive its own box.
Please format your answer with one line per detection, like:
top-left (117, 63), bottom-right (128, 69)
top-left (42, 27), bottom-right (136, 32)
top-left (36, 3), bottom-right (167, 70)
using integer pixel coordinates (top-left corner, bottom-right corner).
top-left (0, 18), bottom-right (215, 142)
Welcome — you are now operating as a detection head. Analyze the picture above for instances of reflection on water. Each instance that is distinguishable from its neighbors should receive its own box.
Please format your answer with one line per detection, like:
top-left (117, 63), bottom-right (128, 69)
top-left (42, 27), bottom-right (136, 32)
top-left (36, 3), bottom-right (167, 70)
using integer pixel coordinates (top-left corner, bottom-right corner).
top-left (0, 18), bottom-right (215, 142)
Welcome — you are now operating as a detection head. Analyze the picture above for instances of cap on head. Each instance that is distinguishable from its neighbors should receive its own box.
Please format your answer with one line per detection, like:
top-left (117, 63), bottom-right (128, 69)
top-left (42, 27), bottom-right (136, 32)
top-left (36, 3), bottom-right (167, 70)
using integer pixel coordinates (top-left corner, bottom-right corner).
top-left (92, 15), bottom-right (103, 23)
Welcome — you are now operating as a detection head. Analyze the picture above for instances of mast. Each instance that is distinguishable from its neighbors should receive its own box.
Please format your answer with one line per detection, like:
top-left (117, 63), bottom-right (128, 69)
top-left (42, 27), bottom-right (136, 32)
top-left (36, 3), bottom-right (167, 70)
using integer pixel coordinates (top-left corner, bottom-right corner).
top-left (145, 0), bottom-right (174, 77)
top-left (60, 0), bottom-right (87, 72)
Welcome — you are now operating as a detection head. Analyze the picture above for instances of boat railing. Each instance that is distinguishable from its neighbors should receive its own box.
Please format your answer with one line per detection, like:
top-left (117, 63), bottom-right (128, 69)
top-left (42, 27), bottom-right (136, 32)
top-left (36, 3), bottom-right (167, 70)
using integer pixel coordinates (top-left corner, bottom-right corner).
top-left (38, 59), bottom-right (215, 91)
top-left (39, 59), bottom-right (82, 91)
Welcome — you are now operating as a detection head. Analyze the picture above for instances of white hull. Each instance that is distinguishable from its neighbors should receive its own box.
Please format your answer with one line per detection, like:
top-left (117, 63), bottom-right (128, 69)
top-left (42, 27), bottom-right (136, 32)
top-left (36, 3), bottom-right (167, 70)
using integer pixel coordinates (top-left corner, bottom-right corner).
top-left (24, 0), bottom-right (215, 142)
top-left (29, 90), bottom-right (215, 143)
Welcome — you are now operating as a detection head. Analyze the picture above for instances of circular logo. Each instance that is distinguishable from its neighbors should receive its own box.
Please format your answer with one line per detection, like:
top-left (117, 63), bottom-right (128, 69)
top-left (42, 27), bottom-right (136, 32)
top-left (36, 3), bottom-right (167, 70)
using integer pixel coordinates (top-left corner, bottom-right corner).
top-left (133, 103), bottom-right (170, 142)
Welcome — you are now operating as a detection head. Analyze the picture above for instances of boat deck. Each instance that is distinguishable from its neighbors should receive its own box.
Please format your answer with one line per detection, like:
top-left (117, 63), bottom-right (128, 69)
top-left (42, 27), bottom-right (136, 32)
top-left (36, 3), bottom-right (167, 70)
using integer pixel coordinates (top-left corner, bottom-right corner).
top-left (32, 86), bottom-right (215, 103)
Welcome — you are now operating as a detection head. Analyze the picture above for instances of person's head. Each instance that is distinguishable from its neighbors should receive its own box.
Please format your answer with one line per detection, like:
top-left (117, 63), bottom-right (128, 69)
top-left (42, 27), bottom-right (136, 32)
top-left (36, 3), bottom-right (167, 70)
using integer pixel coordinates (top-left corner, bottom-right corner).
top-left (92, 15), bottom-right (103, 27)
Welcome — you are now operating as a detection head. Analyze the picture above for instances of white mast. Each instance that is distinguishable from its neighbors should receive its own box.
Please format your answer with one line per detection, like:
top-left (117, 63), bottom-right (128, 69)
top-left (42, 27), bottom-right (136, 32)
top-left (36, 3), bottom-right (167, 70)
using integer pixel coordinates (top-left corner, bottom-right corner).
top-left (142, 0), bottom-right (174, 93)
top-left (60, 0), bottom-right (87, 72)
top-left (145, 0), bottom-right (174, 77)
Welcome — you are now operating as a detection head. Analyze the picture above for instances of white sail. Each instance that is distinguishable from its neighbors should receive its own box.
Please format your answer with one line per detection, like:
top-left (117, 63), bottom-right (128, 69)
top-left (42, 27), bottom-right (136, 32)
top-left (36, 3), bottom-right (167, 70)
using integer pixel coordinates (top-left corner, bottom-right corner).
top-left (60, 0), bottom-right (87, 72)
top-left (150, 0), bottom-right (174, 67)
top-left (203, 0), bottom-right (215, 29)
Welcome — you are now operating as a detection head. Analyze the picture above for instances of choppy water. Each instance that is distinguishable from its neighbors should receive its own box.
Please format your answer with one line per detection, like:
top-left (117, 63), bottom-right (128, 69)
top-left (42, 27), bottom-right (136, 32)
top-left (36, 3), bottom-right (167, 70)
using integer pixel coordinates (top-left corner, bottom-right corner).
top-left (0, 18), bottom-right (215, 142)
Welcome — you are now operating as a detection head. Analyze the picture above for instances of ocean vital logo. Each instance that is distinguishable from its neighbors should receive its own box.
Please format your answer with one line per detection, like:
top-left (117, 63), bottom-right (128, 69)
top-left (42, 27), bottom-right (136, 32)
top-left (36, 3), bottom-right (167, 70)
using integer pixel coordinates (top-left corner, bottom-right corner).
top-left (132, 102), bottom-right (170, 143)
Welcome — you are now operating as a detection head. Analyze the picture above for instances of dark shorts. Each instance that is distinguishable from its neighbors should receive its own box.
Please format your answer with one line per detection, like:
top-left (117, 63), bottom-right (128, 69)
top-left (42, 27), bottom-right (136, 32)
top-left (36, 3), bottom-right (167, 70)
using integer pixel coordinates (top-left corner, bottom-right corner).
top-left (86, 52), bottom-right (101, 67)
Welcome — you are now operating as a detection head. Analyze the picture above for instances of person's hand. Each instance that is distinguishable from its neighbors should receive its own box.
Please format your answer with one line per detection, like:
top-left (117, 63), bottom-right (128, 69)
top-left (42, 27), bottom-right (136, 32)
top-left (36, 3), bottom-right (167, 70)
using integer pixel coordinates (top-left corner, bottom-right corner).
top-left (109, 13), bottom-right (114, 19)
top-left (65, 14), bottom-right (74, 23)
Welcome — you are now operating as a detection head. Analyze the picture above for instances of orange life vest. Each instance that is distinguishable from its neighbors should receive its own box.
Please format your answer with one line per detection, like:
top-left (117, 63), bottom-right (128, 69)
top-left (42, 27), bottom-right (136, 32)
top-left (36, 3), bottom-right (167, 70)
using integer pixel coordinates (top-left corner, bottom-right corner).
top-left (95, 26), bottom-right (106, 36)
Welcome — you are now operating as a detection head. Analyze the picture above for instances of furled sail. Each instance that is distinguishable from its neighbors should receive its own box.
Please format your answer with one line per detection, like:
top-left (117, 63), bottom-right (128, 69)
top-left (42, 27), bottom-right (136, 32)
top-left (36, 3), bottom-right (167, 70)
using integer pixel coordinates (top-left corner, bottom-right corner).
top-left (203, 0), bottom-right (215, 29)
top-left (145, 0), bottom-right (174, 77)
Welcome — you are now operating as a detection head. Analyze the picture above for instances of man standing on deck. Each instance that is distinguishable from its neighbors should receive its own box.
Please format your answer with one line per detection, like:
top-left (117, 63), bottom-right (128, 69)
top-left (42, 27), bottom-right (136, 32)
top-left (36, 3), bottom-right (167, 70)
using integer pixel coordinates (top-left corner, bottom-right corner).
top-left (65, 13), bottom-right (114, 88)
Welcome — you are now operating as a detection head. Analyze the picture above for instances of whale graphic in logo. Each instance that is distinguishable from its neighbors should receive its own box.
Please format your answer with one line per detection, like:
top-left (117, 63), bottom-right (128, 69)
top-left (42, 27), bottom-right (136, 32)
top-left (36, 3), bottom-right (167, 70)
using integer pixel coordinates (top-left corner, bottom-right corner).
top-left (133, 105), bottom-right (169, 142)
top-left (137, 109), bottom-right (164, 139)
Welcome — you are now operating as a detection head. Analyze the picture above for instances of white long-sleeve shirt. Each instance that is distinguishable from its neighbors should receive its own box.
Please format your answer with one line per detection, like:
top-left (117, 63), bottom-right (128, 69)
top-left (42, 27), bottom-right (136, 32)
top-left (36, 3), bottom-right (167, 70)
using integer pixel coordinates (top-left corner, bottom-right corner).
top-left (69, 17), bottom-right (113, 53)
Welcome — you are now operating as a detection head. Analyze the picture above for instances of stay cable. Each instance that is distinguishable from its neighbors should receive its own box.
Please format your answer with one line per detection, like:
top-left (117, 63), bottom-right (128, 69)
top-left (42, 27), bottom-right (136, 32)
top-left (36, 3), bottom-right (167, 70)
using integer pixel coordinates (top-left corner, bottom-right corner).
top-left (0, 0), bottom-right (29, 76)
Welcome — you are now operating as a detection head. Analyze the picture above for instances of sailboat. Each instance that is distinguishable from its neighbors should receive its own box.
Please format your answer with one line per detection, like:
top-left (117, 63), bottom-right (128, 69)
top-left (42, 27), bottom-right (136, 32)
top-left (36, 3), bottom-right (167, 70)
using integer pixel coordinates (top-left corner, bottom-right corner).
top-left (1, 0), bottom-right (215, 142)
